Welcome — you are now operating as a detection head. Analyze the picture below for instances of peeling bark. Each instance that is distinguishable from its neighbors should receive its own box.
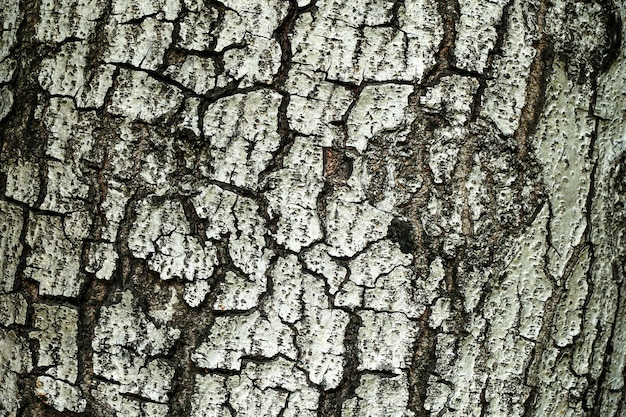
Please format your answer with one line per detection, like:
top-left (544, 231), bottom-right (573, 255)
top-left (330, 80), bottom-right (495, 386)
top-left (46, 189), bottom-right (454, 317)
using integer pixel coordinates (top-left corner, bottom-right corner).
top-left (0, 0), bottom-right (625, 416)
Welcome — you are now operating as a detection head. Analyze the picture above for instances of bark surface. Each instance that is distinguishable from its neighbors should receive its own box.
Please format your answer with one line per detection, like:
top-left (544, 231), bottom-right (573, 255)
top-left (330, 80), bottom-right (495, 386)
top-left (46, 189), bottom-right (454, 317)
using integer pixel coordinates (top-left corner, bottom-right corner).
top-left (0, 0), bottom-right (625, 416)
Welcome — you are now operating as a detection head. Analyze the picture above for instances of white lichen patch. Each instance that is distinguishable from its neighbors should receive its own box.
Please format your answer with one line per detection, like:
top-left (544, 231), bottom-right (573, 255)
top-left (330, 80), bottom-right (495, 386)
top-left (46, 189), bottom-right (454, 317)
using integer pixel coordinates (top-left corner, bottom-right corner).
top-left (334, 279), bottom-right (364, 309)
top-left (226, 358), bottom-right (319, 417)
top-left (0, 57), bottom-right (15, 86)
top-left (420, 194), bottom-right (464, 237)
top-left (213, 271), bottom-right (264, 311)
top-left (0, 0), bottom-right (20, 69)
top-left (534, 327), bottom-right (594, 416)
top-left (357, 27), bottom-right (424, 82)
top-left (183, 279), bottom-right (213, 308)
top-left (151, 232), bottom-right (218, 282)
top-left (397, 0), bottom-right (444, 76)
top-left (325, 191), bottom-right (393, 257)
top-left (38, 41), bottom-right (89, 98)
top-left (504, 207), bottom-right (552, 341)
top-left (111, 0), bottom-right (180, 21)
top-left (228, 197), bottom-right (274, 284)
top-left (263, 255), bottom-right (304, 323)
top-left (92, 380), bottom-right (170, 417)
top-left (605, 294), bottom-right (626, 393)
top-left (147, 286), bottom-right (180, 324)
top-left (92, 291), bottom-right (181, 356)
top-left (177, 8), bottom-right (219, 51)
top-left (90, 291), bottom-right (179, 413)
top-left (564, 22), bottom-right (626, 406)
top-left (221, 34), bottom-right (283, 87)
top-left (63, 209), bottom-right (92, 242)
top-left (0, 202), bottom-right (23, 294)
top-left (285, 65), bottom-right (354, 138)
top-left (421, 75), bottom-right (480, 127)
top-left (192, 311), bottom-right (296, 370)
top-left (532, 62), bottom-right (594, 279)
top-left (284, 388), bottom-right (320, 417)
top-left (426, 335), bottom-right (486, 416)
top-left (302, 244), bottom-right (348, 295)
top-left (0, 330), bottom-right (32, 375)
top-left (191, 184), bottom-right (238, 239)
top-left (349, 240), bottom-right (413, 288)
top-left (25, 214), bottom-right (83, 297)
top-left (86, 242), bottom-right (118, 280)
top-left (426, 130), bottom-right (462, 185)
top-left (3, 158), bottom-right (40, 206)
top-left (104, 17), bottom-right (173, 71)
top-left (0, 329), bottom-right (32, 416)
top-left (192, 185), bottom-right (273, 305)
top-left (290, 0), bottom-right (441, 84)
top-left (480, 0), bottom-right (537, 135)
top-left (289, 13), bottom-right (359, 85)
top-left (426, 258), bottom-right (446, 303)
top-left (264, 136), bottom-right (324, 251)
top-left (311, 0), bottom-right (396, 27)
top-left (454, 0), bottom-right (509, 73)
top-left (226, 371), bottom-right (287, 416)
top-left (357, 310), bottom-right (418, 374)
top-left (342, 373), bottom-right (414, 417)
top-left (0, 293), bottom-right (27, 326)
top-left (0, 86), bottom-right (13, 122)
top-left (552, 247), bottom-right (590, 347)
top-left (93, 347), bottom-right (175, 402)
top-left (37, 0), bottom-right (105, 42)
top-left (107, 125), bottom-right (143, 181)
top-left (447, 207), bottom-right (552, 417)
top-left (189, 373), bottom-right (229, 417)
top-left (39, 160), bottom-right (90, 213)
top-left (216, 0), bottom-right (288, 48)
top-left (296, 306), bottom-right (349, 389)
top-left (129, 198), bottom-right (217, 288)
top-left (164, 55), bottom-right (217, 95)
top-left (35, 376), bottom-right (86, 413)
top-left (100, 181), bottom-right (131, 242)
top-left (203, 89), bottom-right (283, 189)
top-left (465, 160), bottom-right (489, 223)
top-left (108, 69), bottom-right (184, 123)
top-left (364, 266), bottom-right (423, 319)
top-left (43, 98), bottom-right (97, 163)
top-left (346, 84), bottom-right (414, 153)
top-left (424, 334), bottom-right (463, 415)
top-left (424, 375), bottom-right (452, 415)
top-left (76, 64), bottom-right (116, 109)
top-left (30, 304), bottom-right (79, 383)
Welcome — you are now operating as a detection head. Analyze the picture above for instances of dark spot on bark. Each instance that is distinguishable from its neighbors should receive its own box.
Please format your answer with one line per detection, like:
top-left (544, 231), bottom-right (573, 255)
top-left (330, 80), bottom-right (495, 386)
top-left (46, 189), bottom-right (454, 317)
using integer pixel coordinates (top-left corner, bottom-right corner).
top-left (549, 0), bottom-right (621, 83)
top-left (388, 218), bottom-right (417, 254)
top-left (600, 0), bottom-right (622, 72)
top-left (323, 147), bottom-right (353, 185)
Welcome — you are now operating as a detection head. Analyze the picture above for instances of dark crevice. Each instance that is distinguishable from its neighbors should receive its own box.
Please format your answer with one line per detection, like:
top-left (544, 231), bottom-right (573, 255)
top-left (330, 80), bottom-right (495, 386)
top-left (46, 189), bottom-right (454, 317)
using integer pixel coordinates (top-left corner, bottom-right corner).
top-left (408, 312), bottom-right (436, 417)
top-left (317, 312), bottom-right (362, 417)
top-left (466, 0), bottom-right (516, 123)
top-left (512, 0), bottom-right (553, 160)
top-left (422, 0), bottom-right (459, 85)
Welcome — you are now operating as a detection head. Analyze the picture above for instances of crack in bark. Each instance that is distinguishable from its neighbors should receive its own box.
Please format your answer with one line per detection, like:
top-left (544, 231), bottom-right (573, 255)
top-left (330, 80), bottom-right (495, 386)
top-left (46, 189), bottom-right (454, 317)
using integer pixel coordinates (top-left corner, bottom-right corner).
top-left (317, 312), bottom-right (362, 417)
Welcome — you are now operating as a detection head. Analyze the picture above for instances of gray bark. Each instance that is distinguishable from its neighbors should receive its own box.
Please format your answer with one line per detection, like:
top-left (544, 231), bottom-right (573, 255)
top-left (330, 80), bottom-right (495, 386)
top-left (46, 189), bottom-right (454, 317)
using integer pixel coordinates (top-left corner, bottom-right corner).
top-left (0, 0), bottom-right (625, 416)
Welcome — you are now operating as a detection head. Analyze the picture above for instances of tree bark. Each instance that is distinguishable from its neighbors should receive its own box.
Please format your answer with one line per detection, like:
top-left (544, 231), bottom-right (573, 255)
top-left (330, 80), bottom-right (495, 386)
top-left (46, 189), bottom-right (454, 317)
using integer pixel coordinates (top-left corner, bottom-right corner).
top-left (0, 0), bottom-right (625, 416)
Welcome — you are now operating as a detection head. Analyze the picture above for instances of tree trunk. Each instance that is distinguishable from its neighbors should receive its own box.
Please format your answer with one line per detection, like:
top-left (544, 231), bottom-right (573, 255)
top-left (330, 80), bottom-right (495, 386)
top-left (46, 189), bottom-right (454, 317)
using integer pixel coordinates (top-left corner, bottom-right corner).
top-left (1, 0), bottom-right (625, 416)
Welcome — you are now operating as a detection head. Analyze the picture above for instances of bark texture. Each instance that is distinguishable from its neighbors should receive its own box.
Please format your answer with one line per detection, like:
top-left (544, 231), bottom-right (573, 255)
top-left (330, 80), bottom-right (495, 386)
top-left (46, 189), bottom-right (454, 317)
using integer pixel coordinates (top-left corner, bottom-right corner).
top-left (0, 0), bottom-right (625, 416)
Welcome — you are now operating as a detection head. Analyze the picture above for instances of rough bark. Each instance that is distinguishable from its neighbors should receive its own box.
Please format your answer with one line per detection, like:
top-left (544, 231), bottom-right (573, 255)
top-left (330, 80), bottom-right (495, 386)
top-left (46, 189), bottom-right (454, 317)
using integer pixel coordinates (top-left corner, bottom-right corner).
top-left (0, 0), bottom-right (625, 416)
